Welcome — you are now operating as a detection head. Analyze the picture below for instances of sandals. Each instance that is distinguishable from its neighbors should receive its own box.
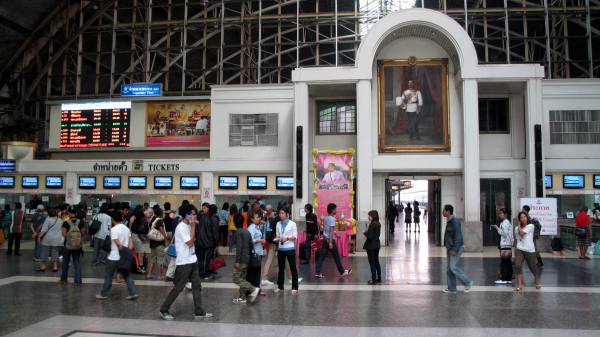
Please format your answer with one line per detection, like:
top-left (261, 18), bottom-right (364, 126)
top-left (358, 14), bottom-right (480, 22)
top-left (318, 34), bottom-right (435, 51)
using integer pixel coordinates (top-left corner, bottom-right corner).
top-left (368, 280), bottom-right (376, 285)
top-left (36, 268), bottom-right (46, 272)
top-left (291, 290), bottom-right (298, 294)
top-left (536, 284), bottom-right (541, 290)
top-left (273, 288), bottom-right (281, 293)
top-left (514, 287), bottom-right (523, 292)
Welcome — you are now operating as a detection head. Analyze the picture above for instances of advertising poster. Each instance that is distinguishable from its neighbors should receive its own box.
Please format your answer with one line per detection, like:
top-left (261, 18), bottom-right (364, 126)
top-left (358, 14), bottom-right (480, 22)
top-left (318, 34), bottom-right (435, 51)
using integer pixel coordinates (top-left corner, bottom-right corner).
top-left (520, 198), bottom-right (558, 235)
top-left (312, 149), bottom-right (355, 224)
top-left (146, 100), bottom-right (210, 147)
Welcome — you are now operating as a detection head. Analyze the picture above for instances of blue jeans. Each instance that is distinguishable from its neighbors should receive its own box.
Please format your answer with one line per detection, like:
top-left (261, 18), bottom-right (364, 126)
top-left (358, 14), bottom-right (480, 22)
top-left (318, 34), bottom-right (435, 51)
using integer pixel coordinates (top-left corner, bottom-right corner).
top-left (34, 240), bottom-right (42, 259)
top-left (446, 246), bottom-right (471, 291)
top-left (91, 236), bottom-right (107, 266)
top-left (100, 259), bottom-right (138, 297)
top-left (61, 248), bottom-right (82, 284)
top-left (315, 238), bottom-right (345, 275)
top-left (229, 230), bottom-right (236, 252)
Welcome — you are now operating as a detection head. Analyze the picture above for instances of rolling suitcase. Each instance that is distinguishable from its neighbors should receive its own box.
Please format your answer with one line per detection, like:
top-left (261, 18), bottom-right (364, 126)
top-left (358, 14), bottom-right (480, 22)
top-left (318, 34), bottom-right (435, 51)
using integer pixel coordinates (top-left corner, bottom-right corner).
top-left (299, 241), bottom-right (311, 261)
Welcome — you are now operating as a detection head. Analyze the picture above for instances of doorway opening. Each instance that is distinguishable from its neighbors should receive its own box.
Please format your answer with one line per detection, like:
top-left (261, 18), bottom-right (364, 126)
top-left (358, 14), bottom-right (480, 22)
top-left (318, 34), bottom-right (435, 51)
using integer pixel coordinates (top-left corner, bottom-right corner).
top-left (480, 179), bottom-right (511, 246)
top-left (384, 178), bottom-right (442, 248)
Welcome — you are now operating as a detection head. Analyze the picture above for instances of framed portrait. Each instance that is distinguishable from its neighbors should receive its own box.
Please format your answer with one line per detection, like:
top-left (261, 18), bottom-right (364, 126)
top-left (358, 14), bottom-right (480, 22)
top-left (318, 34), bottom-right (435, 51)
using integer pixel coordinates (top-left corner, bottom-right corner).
top-left (378, 58), bottom-right (450, 152)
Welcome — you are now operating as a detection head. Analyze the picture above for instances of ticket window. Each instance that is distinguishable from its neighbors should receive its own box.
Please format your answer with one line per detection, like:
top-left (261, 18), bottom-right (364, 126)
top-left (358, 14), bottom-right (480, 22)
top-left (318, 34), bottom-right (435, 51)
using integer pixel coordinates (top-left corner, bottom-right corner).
top-left (0, 193), bottom-right (64, 214)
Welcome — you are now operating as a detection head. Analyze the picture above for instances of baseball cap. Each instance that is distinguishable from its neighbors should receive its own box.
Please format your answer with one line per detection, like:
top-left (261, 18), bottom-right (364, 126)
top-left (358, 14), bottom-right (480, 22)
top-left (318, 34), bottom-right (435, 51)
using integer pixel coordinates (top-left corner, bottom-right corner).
top-left (36, 205), bottom-right (44, 211)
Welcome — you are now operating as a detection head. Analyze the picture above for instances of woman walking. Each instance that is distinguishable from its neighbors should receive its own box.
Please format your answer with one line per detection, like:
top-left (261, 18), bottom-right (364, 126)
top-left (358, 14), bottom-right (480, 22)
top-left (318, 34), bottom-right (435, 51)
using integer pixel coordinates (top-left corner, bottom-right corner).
top-left (58, 206), bottom-right (85, 285)
top-left (491, 208), bottom-right (513, 284)
top-left (364, 210), bottom-right (382, 284)
top-left (404, 203), bottom-right (413, 232)
top-left (514, 211), bottom-right (541, 291)
top-left (228, 204), bottom-right (239, 253)
top-left (37, 208), bottom-right (62, 272)
top-left (413, 201), bottom-right (421, 232)
top-left (274, 206), bottom-right (299, 294)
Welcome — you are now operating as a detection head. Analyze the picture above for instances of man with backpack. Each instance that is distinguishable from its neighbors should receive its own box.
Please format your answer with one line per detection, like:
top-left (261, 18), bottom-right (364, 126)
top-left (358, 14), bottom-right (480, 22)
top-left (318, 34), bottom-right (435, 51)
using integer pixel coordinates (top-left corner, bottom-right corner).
top-left (130, 207), bottom-right (154, 273)
top-left (58, 206), bottom-right (85, 286)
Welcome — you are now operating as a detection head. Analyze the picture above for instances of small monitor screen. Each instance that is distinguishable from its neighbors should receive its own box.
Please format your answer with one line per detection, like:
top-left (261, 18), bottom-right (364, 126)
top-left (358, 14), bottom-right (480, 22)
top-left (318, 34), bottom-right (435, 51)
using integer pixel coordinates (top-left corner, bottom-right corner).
top-left (154, 176), bottom-right (173, 189)
top-left (219, 176), bottom-right (238, 189)
top-left (103, 176), bottom-right (121, 189)
top-left (563, 175), bottom-right (584, 189)
top-left (180, 176), bottom-right (199, 189)
top-left (594, 175), bottom-right (600, 189)
top-left (276, 176), bottom-right (294, 190)
top-left (22, 176), bottom-right (39, 188)
top-left (545, 175), bottom-right (552, 189)
top-left (247, 176), bottom-right (267, 190)
top-left (79, 176), bottom-right (96, 189)
top-left (46, 176), bottom-right (63, 188)
top-left (0, 176), bottom-right (15, 188)
top-left (128, 176), bottom-right (147, 189)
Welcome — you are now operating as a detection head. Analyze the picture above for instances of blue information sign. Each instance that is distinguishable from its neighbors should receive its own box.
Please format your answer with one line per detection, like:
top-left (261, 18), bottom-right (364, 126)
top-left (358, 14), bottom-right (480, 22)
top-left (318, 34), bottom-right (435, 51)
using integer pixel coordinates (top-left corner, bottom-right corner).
top-left (121, 83), bottom-right (163, 96)
top-left (0, 160), bottom-right (16, 172)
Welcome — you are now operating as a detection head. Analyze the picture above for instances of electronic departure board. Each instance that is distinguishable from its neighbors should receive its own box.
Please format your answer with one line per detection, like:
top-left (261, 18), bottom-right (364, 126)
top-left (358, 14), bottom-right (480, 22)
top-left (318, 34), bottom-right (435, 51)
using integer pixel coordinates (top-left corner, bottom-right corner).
top-left (60, 102), bottom-right (131, 148)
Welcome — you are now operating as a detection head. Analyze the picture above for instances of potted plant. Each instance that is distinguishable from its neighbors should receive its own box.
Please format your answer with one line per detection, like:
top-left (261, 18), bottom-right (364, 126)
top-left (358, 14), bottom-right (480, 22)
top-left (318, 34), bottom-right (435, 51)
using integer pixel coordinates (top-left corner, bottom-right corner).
top-left (0, 115), bottom-right (39, 160)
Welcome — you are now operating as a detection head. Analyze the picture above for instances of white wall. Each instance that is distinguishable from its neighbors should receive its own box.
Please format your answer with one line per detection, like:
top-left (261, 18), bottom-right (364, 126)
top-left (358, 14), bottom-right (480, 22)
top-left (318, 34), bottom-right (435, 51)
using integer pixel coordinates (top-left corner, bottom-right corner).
top-left (210, 84), bottom-right (295, 161)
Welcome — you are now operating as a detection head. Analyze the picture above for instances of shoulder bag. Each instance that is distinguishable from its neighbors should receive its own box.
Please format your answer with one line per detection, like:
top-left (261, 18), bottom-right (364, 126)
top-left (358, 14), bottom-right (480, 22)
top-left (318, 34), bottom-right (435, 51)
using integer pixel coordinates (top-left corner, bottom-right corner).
top-left (101, 232), bottom-right (112, 252)
top-left (88, 215), bottom-right (102, 236)
top-left (575, 227), bottom-right (588, 238)
top-left (147, 218), bottom-right (165, 241)
top-left (164, 235), bottom-right (176, 258)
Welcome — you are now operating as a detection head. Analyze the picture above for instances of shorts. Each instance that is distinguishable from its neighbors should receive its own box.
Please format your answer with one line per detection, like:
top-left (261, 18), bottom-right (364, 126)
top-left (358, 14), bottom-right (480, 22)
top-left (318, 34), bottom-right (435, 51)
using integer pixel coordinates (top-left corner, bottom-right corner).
top-left (577, 235), bottom-right (591, 247)
top-left (131, 234), bottom-right (145, 254)
top-left (149, 245), bottom-right (166, 265)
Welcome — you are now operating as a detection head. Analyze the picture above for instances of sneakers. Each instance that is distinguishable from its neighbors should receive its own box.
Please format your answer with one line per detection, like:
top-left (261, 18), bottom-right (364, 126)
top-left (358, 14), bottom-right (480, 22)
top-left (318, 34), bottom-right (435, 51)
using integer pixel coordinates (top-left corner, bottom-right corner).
top-left (125, 295), bottom-right (138, 300)
top-left (287, 277), bottom-right (303, 284)
top-left (232, 298), bottom-right (247, 304)
top-left (494, 280), bottom-right (507, 284)
top-left (248, 288), bottom-right (260, 303)
top-left (261, 280), bottom-right (274, 285)
top-left (194, 312), bottom-right (213, 318)
top-left (95, 295), bottom-right (108, 300)
top-left (341, 269), bottom-right (353, 276)
top-left (464, 281), bottom-right (473, 293)
top-left (33, 258), bottom-right (41, 262)
top-left (442, 289), bottom-right (457, 293)
top-left (315, 273), bottom-right (324, 278)
top-left (159, 311), bottom-right (174, 320)
top-left (507, 281), bottom-right (513, 284)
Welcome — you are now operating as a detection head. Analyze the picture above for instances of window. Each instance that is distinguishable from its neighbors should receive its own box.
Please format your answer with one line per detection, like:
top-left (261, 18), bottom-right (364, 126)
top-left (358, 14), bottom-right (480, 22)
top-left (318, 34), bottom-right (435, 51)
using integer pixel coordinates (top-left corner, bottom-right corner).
top-left (229, 113), bottom-right (278, 146)
top-left (317, 101), bottom-right (356, 134)
top-left (549, 110), bottom-right (600, 144)
top-left (479, 98), bottom-right (509, 133)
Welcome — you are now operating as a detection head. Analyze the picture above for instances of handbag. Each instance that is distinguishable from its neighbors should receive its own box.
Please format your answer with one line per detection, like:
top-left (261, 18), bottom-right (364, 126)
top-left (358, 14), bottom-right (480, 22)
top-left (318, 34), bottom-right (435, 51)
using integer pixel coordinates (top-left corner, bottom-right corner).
top-left (209, 251), bottom-right (227, 270)
top-left (88, 215), bottom-right (102, 236)
top-left (101, 232), bottom-right (112, 252)
top-left (164, 235), bottom-right (176, 258)
top-left (248, 244), bottom-right (261, 268)
top-left (147, 218), bottom-right (165, 241)
top-left (500, 249), bottom-right (512, 259)
top-left (575, 227), bottom-right (588, 238)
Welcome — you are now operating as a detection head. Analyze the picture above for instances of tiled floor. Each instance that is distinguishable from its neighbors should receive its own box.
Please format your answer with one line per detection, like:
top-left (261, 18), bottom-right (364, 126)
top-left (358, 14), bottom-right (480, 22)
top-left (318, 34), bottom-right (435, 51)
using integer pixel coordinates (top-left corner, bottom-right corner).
top-left (1, 220), bottom-right (599, 336)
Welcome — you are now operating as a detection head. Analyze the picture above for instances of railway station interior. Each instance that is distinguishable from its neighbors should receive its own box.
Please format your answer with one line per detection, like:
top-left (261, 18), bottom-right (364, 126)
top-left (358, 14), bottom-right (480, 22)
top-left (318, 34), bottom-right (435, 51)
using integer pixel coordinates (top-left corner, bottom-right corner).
top-left (0, 0), bottom-right (599, 336)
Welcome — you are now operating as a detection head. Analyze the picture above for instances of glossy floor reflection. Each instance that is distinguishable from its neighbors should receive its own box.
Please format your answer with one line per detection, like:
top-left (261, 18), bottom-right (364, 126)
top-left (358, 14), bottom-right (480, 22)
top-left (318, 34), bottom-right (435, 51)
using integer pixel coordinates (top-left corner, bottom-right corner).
top-left (1, 220), bottom-right (599, 336)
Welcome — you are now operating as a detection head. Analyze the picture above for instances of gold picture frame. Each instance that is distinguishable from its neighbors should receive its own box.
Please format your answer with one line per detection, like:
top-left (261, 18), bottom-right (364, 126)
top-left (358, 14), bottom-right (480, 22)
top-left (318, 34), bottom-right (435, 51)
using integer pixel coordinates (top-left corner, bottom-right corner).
top-left (377, 58), bottom-right (450, 153)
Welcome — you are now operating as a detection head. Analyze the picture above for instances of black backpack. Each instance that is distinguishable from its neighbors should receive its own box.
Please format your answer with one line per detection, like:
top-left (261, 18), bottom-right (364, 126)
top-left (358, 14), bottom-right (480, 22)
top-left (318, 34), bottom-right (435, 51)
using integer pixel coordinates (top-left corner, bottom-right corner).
top-left (551, 238), bottom-right (564, 251)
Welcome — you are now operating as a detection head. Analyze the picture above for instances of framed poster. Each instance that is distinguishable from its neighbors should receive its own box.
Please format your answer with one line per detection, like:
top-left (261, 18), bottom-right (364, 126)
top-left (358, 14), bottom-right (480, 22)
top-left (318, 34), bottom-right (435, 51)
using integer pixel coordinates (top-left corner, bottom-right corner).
top-left (146, 100), bottom-right (211, 147)
top-left (378, 57), bottom-right (450, 152)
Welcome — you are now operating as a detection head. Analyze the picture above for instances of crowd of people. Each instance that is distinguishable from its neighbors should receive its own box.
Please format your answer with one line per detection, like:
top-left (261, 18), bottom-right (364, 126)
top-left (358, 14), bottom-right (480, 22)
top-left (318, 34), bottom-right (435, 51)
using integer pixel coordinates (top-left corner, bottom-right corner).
top-left (0, 198), bottom-right (596, 319)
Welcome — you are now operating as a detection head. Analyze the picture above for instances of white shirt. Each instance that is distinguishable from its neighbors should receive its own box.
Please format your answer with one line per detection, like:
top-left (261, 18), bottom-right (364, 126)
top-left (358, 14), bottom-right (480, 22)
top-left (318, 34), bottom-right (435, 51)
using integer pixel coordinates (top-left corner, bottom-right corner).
top-left (322, 170), bottom-right (344, 182)
top-left (396, 89), bottom-right (423, 112)
top-left (515, 224), bottom-right (535, 253)
top-left (94, 213), bottom-right (112, 239)
top-left (276, 220), bottom-right (298, 251)
top-left (175, 222), bottom-right (197, 265)
top-left (108, 223), bottom-right (131, 261)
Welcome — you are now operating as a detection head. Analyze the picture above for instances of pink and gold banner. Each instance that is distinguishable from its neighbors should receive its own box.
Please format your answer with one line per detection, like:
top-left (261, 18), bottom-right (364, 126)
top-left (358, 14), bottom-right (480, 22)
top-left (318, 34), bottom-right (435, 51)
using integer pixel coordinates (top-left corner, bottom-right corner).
top-left (312, 149), bottom-right (355, 228)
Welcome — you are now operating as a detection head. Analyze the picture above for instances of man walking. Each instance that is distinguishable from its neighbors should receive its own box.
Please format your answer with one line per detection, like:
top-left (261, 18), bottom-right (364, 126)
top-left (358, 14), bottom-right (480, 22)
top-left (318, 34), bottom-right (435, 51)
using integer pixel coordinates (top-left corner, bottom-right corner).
top-left (442, 204), bottom-right (472, 293)
top-left (231, 213), bottom-right (259, 303)
top-left (315, 203), bottom-right (352, 278)
top-left (159, 205), bottom-right (212, 320)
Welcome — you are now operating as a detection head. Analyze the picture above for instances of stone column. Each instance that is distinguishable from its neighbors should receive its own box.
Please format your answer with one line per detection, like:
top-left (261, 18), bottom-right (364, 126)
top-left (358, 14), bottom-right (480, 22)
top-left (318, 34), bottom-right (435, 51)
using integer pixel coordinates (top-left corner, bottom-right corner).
top-left (461, 79), bottom-right (482, 252)
top-left (356, 79), bottom-right (373, 245)
top-left (293, 82), bottom-right (309, 220)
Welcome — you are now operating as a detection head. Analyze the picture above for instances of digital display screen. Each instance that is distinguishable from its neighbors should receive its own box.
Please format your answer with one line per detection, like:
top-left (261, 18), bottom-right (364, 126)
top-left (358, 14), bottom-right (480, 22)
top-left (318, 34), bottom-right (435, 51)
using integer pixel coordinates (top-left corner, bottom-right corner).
top-left (593, 175), bottom-right (600, 189)
top-left (0, 176), bottom-right (15, 188)
top-left (46, 176), bottom-right (63, 188)
top-left (22, 176), bottom-right (39, 188)
top-left (103, 176), bottom-right (121, 189)
top-left (219, 176), bottom-right (238, 189)
top-left (276, 176), bottom-right (294, 190)
top-left (545, 175), bottom-right (552, 189)
top-left (154, 176), bottom-right (173, 189)
top-left (60, 101), bottom-right (131, 148)
top-left (79, 176), bottom-right (96, 189)
top-left (180, 176), bottom-right (199, 189)
top-left (247, 176), bottom-right (267, 189)
top-left (128, 176), bottom-right (147, 189)
top-left (563, 175), bottom-right (584, 189)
